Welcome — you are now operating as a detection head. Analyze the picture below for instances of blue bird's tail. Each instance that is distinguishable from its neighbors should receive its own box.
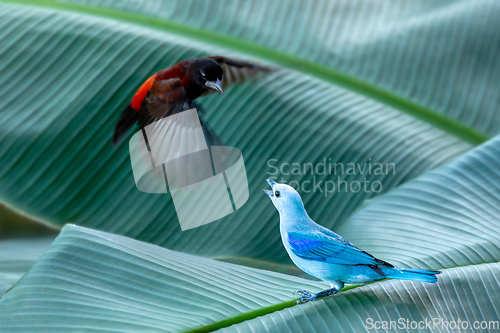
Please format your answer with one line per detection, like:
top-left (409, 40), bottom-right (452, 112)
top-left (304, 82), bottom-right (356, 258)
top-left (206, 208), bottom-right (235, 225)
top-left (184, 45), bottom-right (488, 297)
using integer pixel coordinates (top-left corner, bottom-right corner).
top-left (382, 267), bottom-right (441, 283)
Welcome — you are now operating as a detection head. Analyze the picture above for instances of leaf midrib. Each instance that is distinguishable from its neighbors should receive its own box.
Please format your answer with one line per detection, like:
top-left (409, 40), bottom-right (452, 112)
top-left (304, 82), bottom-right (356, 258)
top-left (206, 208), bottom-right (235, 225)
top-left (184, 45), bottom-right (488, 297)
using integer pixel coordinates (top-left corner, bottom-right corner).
top-left (184, 284), bottom-right (362, 333)
top-left (1, 0), bottom-right (490, 145)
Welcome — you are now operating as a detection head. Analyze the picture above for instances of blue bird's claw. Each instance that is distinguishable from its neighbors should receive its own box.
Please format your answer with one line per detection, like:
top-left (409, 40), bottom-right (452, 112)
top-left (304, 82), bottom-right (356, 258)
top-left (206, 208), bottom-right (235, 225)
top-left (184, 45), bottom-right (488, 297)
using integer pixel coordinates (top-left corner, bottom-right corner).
top-left (293, 289), bottom-right (313, 297)
top-left (293, 289), bottom-right (315, 304)
top-left (294, 287), bottom-right (340, 304)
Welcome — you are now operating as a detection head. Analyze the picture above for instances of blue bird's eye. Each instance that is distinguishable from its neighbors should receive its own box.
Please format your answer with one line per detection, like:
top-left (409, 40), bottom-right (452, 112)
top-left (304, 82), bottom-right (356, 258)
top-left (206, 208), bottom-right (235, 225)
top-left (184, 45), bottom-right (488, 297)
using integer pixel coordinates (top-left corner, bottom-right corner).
top-left (201, 72), bottom-right (206, 79)
top-left (275, 191), bottom-right (280, 197)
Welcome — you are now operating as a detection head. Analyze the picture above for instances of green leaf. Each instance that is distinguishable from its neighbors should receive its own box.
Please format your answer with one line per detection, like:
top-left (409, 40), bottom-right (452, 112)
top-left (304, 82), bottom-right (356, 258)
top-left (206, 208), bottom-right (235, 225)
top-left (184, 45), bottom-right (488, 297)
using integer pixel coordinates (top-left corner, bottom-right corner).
top-left (0, 224), bottom-right (328, 332)
top-left (1, 225), bottom-right (498, 332)
top-left (6, 0), bottom-right (499, 140)
top-left (220, 262), bottom-right (500, 333)
top-left (0, 2), bottom-right (477, 265)
top-left (0, 237), bottom-right (53, 295)
top-left (336, 135), bottom-right (500, 270)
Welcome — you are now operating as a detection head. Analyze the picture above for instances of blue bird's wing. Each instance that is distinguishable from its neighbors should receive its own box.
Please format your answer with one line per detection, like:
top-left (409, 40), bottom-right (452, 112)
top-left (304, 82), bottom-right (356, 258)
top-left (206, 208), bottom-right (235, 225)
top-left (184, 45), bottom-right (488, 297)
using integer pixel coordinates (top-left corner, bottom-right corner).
top-left (287, 231), bottom-right (393, 267)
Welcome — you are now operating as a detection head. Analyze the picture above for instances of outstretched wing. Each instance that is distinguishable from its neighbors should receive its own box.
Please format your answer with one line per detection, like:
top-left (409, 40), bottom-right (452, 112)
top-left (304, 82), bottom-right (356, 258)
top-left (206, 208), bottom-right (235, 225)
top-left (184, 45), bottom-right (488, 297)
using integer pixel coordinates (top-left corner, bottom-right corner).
top-left (287, 231), bottom-right (393, 267)
top-left (209, 56), bottom-right (271, 89)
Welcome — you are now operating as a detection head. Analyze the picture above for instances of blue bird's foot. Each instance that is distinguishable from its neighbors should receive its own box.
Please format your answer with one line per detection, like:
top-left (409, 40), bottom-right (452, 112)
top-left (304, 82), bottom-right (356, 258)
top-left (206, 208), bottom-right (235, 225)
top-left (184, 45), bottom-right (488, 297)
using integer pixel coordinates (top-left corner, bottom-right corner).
top-left (294, 287), bottom-right (339, 304)
top-left (294, 289), bottom-right (315, 304)
top-left (294, 289), bottom-right (313, 297)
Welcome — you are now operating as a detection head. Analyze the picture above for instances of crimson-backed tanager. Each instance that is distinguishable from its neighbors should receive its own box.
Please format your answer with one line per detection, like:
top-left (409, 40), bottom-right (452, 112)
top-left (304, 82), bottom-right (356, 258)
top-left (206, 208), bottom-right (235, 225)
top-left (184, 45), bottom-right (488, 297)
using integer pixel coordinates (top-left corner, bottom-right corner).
top-left (112, 56), bottom-right (268, 146)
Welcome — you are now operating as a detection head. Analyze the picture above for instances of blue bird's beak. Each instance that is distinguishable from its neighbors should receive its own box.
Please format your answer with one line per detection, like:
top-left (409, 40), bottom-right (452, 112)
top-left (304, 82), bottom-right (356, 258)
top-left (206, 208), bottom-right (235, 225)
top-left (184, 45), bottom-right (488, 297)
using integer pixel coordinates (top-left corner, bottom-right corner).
top-left (263, 179), bottom-right (277, 198)
top-left (263, 190), bottom-right (273, 197)
top-left (266, 179), bottom-right (277, 187)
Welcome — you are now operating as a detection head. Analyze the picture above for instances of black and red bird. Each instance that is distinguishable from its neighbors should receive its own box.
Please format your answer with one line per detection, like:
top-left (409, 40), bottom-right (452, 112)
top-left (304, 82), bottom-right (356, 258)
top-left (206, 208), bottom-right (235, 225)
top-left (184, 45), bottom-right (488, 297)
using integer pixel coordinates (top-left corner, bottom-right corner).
top-left (112, 56), bottom-right (269, 146)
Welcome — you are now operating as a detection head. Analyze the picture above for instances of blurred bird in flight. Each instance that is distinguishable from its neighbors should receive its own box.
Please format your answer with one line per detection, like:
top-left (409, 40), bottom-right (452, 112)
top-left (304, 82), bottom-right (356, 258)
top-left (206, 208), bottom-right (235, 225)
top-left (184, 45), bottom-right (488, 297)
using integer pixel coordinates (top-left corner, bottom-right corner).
top-left (113, 56), bottom-right (269, 146)
top-left (264, 179), bottom-right (441, 304)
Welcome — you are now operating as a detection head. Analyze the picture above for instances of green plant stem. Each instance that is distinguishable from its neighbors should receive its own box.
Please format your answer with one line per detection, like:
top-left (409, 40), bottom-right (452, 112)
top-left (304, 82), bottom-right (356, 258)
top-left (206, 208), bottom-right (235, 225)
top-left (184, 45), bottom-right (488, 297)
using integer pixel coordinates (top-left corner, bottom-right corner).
top-left (184, 299), bottom-right (297, 333)
top-left (184, 284), bottom-right (361, 333)
top-left (1, 0), bottom-right (490, 145)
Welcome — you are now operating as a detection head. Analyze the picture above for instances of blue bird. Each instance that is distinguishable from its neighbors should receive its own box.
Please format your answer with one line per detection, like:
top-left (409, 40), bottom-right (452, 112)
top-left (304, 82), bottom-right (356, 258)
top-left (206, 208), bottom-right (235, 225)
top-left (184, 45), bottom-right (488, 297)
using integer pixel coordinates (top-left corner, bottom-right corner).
top-left (264, 179), bottom-right (441, 304)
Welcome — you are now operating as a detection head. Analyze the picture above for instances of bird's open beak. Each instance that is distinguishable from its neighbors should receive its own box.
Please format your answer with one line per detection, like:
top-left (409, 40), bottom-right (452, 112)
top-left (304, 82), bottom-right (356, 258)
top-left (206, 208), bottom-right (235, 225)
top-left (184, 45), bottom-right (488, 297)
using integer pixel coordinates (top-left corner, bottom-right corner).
top-left (263, 179), bottom-right (277, 198)
top-left (263, 190), bottom-right (273, 197)
top-left (205, 78), bottom-right (223, 95)
top-left (267, 179), bottom-right (277, 187)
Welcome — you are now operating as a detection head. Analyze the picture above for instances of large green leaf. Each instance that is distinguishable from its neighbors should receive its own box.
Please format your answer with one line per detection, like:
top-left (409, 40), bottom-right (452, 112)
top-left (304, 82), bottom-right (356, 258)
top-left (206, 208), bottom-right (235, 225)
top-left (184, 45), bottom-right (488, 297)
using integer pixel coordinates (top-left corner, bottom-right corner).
top-left (0, 3), bottom-right (476, 265)
top-left (0, 224), bottom-right (328, 332)
top-left (221, 262), bottom-right (500, 333)
top-left (1, 226), bottom-right (498, 332)
top-left (336, 134), bottom-right (500, 270)
top-left (17, 0), bottom-right (500, 137)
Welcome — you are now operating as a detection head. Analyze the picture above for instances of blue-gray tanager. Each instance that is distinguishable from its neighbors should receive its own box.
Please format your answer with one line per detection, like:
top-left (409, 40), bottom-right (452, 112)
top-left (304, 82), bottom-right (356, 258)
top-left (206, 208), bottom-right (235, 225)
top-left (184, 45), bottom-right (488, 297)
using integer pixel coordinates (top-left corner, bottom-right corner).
top-left (264, 179), bottom-right (441, 304)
